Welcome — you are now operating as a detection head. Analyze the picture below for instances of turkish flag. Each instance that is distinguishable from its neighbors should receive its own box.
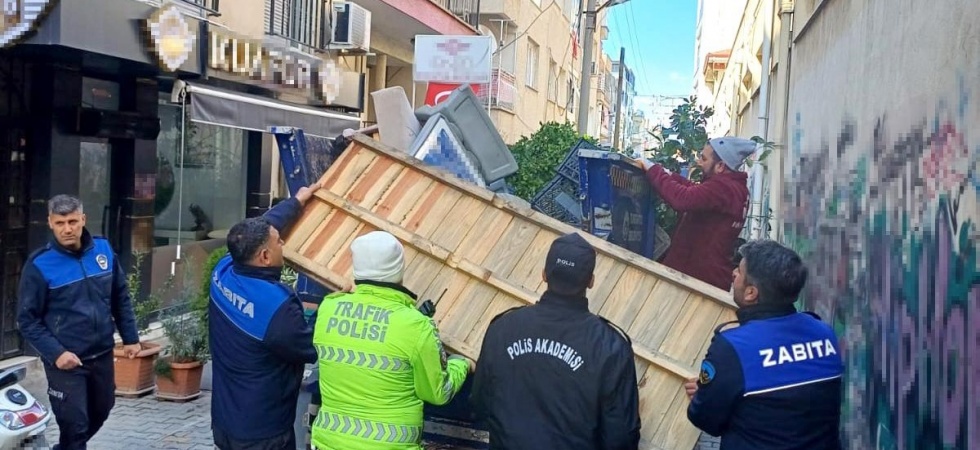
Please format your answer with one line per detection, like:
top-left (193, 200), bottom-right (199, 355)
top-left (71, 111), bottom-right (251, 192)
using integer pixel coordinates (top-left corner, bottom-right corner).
top-left (571, 31), bottom-right (579, 59)
top-left (425, 83), bottom-right (485, 106)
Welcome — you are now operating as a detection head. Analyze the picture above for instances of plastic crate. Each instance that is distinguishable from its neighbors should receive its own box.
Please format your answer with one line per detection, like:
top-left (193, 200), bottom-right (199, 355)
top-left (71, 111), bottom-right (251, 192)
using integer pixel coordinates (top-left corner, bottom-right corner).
top-left (556, 139), bottom-right (601, 183)
top-left (578, 149), bottom-right (658, 259)
top-left (530, 175), bottom-right (583, 226)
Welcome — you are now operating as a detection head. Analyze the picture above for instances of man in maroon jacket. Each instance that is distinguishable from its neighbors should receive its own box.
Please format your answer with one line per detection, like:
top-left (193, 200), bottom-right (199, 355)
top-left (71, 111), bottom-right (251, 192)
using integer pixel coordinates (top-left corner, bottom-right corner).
top-left (640, 137), bottom-right (755, 290)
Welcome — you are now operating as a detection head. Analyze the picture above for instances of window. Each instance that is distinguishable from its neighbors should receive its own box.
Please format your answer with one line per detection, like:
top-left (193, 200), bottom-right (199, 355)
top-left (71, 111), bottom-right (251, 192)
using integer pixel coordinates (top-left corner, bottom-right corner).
top-left (496, 25), bottom-right (518, 75)
top-left (154, 93), bottom-right (247, 247)
top-left (526, 40), bottom-right (540, 88)
top-left (548, 60), bottom-right (558, 102)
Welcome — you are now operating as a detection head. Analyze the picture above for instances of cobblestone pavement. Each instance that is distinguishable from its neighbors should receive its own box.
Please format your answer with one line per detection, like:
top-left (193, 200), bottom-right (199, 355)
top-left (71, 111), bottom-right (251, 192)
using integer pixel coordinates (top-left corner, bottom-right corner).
top-left (695, 433), bottom-right (721, 449)
top-left (23, 392), bottom-right (214, 450)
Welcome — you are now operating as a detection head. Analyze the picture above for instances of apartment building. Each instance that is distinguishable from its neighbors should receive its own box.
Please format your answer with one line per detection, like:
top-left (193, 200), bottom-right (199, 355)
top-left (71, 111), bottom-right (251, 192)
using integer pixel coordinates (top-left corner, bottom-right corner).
top-left (643, 94), bottom-right (687, 130)
top-left (629, 110), bottom-right (655, 151)
top-left (693, 0), bottom-right (748, 110)
top-left (479, 0), bottom-right (601, 144)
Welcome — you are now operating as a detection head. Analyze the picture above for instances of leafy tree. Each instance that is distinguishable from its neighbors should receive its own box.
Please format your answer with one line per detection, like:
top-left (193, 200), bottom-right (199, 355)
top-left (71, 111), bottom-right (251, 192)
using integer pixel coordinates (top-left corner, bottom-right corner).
top-left (644, 97), bottom-right (775, 234)
top-left (644, 97), bottom-right (714, 233)
top-left (647, 96), bottom-right (714, 181)
top-left (508, 122), bottom-right (595, 200)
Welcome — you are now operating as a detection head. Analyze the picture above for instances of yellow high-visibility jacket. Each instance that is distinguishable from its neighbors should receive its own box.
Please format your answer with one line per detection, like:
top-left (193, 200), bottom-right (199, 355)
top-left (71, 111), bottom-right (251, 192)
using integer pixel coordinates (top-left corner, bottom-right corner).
top-left (312, 283), bottom-right (468, 450)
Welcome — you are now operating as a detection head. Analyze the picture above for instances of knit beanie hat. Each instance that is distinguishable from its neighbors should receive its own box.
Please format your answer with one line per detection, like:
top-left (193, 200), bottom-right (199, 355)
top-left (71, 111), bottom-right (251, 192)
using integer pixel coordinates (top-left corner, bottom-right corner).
top-left (709, 137), bottom-right (757, 170)
top-left (352, 231), bottom-right (405, 284)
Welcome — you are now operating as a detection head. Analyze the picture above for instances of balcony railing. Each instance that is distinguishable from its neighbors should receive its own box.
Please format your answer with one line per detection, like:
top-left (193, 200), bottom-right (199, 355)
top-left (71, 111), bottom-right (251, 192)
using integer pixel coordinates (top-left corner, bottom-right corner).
top-left (430, 0), bottom-right (480, 28)
top-left (267, 0), bottom-right (331, 50)
top-left (488, 68), bottom-right (517, 112)
top-left (177, 0), bottom-right (220, 15)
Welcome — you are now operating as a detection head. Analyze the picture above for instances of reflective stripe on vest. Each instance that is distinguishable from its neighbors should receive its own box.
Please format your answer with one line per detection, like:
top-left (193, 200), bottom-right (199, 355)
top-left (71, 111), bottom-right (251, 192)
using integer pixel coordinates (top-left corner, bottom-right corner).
top-left (313, 410), bottom-right (422, 444)
top-left (315, 345), bottom-right (412, 372)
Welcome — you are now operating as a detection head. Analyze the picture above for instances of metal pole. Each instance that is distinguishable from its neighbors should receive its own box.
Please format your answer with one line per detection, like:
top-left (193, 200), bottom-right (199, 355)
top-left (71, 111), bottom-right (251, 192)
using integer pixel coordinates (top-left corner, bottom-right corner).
top-left (612, 46), bottom-right (625, 151)
top-left (576, 0), bottom-right (598, 136)
top-left (174, 91), bottom-right (188, 277)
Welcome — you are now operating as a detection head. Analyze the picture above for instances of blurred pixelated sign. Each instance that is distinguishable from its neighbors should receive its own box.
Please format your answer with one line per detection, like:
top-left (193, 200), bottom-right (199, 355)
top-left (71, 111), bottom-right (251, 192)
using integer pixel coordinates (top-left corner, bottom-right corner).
top-left (1, 0), bottom-right (59, 48)
top-left (424, 82), bottom-right (485, 106)
top-left (145, 3), bottom-right (196, 72)
top-left (414, 35), bottom-right (493, 83)
top-left (208, 29), bottom-right (343, 104)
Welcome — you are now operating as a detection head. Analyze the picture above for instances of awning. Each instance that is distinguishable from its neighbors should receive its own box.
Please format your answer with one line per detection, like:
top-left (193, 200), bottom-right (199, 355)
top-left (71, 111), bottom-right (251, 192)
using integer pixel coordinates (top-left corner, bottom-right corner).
top-left (171, 81), bottom-right (360, 138)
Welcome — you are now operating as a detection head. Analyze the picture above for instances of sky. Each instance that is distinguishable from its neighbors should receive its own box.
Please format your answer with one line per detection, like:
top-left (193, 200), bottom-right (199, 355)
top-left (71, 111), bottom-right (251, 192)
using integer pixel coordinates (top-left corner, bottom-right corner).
top-left (601, 0), bottom-right (697, 97)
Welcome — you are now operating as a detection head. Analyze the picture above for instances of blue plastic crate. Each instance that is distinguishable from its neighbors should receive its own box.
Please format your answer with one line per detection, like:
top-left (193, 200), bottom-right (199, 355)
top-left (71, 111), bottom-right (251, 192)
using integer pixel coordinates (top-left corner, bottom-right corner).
top-left (530, 175), bottom-right (583, 226)
top-left (556, 138), bottom-right (601, 183)
top-left (577, 150), bottom-right (658, 259)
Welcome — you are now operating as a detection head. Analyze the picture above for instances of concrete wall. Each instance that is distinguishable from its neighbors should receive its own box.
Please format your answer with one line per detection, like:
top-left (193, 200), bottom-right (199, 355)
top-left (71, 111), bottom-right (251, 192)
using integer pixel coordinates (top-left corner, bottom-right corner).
top-left (783, 0), bottom-right (980, 448)
top-left (215, 0), bottom-right (267, 38)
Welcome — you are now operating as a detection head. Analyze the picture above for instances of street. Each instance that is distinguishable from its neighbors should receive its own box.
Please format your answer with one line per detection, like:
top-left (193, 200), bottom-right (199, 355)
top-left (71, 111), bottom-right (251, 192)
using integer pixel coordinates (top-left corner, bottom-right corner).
top-left (17, 364), bottom-right (719, 450)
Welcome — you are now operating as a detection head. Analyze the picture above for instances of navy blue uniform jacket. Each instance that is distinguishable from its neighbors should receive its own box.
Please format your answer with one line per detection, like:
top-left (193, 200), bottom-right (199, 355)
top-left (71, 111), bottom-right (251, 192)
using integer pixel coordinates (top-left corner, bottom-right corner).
top-left (471, 291), bottom-right (641, 450)
top-left (18, 231), bottom-right (139, 365)
top-left (209, 198), bottom-right (318, 441)
top-left (688, 304), bottom-right (844, 450)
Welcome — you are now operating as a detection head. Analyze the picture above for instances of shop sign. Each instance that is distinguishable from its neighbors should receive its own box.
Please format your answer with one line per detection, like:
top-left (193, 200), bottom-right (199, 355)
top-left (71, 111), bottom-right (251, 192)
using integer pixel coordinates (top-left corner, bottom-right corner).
top-left (209, 30), bottom-right (342, 104)
top-left (144, 3), bottom-right (196, 72)
top-left (1, 0), bottom-right (59, 49)
top-left (414, 35), bottom-right (493, 84)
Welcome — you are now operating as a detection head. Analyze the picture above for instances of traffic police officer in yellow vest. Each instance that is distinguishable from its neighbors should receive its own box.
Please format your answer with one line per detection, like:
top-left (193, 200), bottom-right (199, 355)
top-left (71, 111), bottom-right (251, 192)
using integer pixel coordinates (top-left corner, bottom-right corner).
top-left (312, 231), bottom-right (473, 449)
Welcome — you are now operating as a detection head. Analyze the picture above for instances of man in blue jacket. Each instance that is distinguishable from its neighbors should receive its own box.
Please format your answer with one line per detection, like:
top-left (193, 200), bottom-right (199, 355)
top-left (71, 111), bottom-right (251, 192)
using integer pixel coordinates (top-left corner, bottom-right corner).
top-left (18, 195), bottom-right (142, 450)
top-left (209, 182), bottom-right (321, 450)
top-left (686, 240), bottom-right (844, 450)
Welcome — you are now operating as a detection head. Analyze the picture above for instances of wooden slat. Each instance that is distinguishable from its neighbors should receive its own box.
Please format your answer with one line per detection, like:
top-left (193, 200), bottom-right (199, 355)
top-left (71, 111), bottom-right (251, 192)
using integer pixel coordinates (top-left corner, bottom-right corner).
top-left (303, 189), bottom-right (699, 380)
top-left (283, 136), bottom-right (742, 450)
top-left (349, 135), bottom-right (735, 308)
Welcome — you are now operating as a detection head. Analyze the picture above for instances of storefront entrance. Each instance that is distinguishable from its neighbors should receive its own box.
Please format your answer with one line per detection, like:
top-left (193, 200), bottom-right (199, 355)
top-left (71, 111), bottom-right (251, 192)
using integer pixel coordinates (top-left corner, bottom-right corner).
top-left (0, 57), bottom-right (30, 358)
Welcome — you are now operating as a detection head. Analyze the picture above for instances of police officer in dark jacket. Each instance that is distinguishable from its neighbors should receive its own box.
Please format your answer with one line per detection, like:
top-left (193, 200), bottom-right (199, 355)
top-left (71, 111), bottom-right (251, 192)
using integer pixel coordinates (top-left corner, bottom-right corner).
top-left (686, 240), bottom-right (844, 450)
top-left (18, 195), bottom-right (142, 450)
top-left (471, 232), bottom-right (641, 450)
top-left (209, 182), bottom-right (321, 450)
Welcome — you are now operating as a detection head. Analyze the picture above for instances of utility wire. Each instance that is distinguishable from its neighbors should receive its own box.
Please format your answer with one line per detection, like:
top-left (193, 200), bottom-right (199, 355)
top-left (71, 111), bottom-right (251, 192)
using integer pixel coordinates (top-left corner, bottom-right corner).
top-left (624, 3), bottom-right (655, 94)
top-left (493, 2), bottom-right (561, 56)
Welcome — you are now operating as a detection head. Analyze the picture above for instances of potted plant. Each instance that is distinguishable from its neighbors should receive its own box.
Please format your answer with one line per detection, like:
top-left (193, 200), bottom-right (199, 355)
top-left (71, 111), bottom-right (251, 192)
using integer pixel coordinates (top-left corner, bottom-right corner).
top-left (154, 254), bottom-right (214, 402)
top-left (114, 252), bottom-right (164, 397)
top-left (154, 307), bottom-right (209, 401)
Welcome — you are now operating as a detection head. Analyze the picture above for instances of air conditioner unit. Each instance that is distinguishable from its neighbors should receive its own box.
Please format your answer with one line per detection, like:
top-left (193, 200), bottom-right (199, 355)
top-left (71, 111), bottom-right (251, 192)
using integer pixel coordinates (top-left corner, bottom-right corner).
top-left (333, 2), bottom-right (371, 52)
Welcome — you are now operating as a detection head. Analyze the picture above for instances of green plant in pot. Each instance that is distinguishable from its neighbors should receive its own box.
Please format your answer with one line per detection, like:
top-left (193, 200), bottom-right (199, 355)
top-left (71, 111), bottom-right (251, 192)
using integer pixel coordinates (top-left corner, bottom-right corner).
top-left (154, 258), bottom-right (212, 402)
top-left (113, 252), bottom-right (164, 397)
top-left (153, 309), bottom-right (209, 401)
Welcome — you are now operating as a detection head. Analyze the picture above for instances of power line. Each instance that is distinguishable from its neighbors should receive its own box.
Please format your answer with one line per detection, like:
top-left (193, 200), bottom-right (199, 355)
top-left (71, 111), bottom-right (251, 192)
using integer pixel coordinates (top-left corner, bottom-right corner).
top-left (609, 12), bottom-right (646, 94)
top-left (624, 2), bottom-right (655, 94)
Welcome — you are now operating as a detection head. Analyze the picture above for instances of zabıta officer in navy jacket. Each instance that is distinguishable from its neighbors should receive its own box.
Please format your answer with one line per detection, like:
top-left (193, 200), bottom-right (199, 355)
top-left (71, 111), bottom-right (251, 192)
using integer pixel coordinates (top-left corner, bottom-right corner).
top-left (209, 183), bottom-right (322, 450)
top-left (686, 240), bottom-right (844, 450)
top-left (18, 195), bottom-right (141, 450)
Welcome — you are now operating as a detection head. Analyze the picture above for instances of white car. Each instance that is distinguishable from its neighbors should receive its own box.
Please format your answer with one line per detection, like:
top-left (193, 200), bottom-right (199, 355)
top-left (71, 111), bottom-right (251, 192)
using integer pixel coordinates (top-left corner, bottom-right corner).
top-left (0, 365), bottom-right (50, 450)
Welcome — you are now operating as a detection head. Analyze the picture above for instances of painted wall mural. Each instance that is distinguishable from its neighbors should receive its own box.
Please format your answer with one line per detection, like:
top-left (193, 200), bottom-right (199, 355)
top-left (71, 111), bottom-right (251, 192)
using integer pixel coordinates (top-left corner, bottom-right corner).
top-left (784, 74), bottom-right (980, 449)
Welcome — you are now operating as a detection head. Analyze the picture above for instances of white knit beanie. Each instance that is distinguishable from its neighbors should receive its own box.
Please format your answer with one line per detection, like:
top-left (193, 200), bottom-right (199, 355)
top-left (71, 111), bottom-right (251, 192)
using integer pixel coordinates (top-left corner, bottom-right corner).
top-left (351, 231), bottom-right (405, 284)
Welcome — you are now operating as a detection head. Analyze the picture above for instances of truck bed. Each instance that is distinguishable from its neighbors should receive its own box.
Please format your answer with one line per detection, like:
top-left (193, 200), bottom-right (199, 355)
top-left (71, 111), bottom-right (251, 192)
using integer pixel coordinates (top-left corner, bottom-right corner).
top-left (283, 135), bottom-right (737, 450)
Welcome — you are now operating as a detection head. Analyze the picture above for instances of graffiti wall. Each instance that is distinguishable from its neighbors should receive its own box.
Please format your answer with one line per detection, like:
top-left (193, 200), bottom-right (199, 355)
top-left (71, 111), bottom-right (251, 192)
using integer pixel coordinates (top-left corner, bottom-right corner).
top-left (785, 1), bottom-right (980, 449)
